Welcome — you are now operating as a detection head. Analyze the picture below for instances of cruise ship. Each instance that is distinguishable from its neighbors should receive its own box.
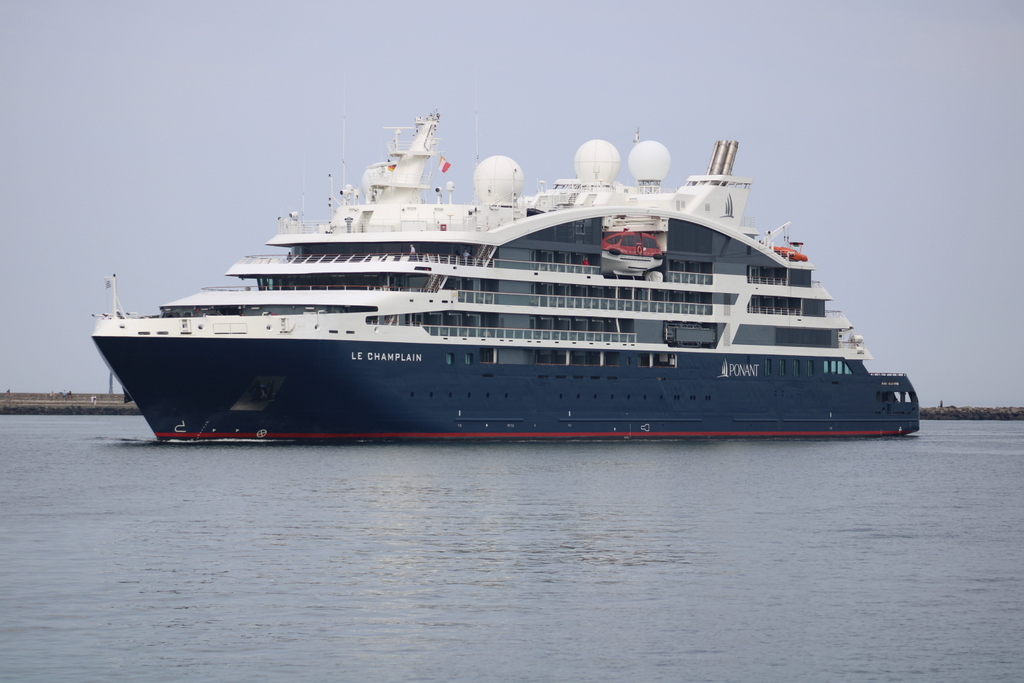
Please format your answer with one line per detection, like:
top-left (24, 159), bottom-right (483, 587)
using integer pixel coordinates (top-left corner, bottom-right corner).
top-left (92, 112), bottom-right (919, 440)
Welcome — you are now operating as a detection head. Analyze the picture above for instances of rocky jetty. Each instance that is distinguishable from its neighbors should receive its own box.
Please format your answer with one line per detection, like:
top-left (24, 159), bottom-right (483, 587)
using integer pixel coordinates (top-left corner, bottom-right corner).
top-left (921, 406), bottom-right (1024, 420)
top-left (4, 393), bottom-right (1020, 420)
top-left (1, 393), bottom-right (140, 415)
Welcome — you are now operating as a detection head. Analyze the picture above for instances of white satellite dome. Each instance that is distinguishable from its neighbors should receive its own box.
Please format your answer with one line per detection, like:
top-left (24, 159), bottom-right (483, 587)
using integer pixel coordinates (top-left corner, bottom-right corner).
top-left (628, 140), bottom-right (671, 182)
top-left (360, 162), bottom-right (392, 199)
top-left (473, 155), bottom-right (524, 205)
top-left (573, 139), bottom-right (620, 183)
top-left (360, 168), bottom-right (372, 198)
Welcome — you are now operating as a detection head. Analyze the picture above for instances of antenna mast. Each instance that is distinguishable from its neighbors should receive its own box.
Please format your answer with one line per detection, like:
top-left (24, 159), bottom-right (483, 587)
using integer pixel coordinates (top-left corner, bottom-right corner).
top-left (341, 81), bottom-right (347, 189)
top-left (474, 79), bottom-right (480, 169)
top-left (105, 274), bottom-right (124, 318)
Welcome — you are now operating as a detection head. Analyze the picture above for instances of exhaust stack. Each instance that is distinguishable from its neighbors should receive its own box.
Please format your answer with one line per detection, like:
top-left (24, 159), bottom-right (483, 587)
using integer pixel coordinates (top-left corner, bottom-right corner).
top-left (706, 140), bottom-right (739, 175)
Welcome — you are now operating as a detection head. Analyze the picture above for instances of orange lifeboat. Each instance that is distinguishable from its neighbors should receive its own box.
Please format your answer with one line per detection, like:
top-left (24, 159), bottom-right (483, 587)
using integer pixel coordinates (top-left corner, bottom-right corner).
top-left (773, 245), bottom-right (808, 262)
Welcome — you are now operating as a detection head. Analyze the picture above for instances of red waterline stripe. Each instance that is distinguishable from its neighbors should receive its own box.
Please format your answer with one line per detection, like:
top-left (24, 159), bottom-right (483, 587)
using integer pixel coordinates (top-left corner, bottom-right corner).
top-left (155, 429), bottom-right (911, 440)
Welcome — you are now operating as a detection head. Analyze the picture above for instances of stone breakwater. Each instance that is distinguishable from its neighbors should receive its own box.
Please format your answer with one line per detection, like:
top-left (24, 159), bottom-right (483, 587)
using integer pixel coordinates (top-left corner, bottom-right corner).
top-left (921, 406), bottom-right (1024, 420)
top-left (2, 393), bottom-right (1019, 420)
top-left (1, 393), bottom-right (140, 415)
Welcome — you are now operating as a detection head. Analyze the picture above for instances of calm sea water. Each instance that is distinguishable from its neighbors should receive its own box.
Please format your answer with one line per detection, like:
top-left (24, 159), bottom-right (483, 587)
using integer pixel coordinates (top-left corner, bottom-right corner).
top-left (1, 417), bottom-right (1022, 682)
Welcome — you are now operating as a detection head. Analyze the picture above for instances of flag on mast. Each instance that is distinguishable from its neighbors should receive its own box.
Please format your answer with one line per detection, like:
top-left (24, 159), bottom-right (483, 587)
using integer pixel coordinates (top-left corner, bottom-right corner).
top-left (438, 156), bottom-right (451, 173)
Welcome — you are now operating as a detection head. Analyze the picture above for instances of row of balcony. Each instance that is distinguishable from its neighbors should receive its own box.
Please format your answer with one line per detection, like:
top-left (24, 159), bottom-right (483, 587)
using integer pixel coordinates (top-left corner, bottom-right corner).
top-left (422, 326), bottom-right (637, 344)
top-left (458, 291), bottom-right (712, 316)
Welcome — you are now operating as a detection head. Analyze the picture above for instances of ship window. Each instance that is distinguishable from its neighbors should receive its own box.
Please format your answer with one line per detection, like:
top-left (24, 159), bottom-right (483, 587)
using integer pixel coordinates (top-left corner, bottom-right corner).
top-left (464, 353), bottom-right (473, 365)
top-left (823, 359), bottom-right (852, 374)
top-left (807, 360), bottom-right (814, 376)
top-left (779, 359), bottom-right (786, 375)
top-left (638, 353), bottom-right (676, 368)
top-left (446, 353), bottom-right (454, 365)
top-left (480, 348), bottom-right (495, 364)
top-left (764, 358), bottom-right (772, 376)
top-left (535, 350), bottom-right (568, 365)
top-left (788, 269), bottom-right (812, 287)
top-left (774, 325), bottom-right (831, 348)
top-left (655, 353), bottom-right (676, 368)
top-left (793, 359), bottom-right (800, 376)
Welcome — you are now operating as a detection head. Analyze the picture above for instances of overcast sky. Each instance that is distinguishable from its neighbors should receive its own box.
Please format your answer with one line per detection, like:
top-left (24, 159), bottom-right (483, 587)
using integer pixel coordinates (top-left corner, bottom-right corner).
top-left (2, 0), bottom-right (1022, 406)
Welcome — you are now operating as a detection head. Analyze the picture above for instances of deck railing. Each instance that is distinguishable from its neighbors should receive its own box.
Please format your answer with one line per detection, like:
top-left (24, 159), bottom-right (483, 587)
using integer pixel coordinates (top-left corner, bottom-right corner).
top-left (277, 216), bottom-right (485, 234)
top-left (236, 252), bottom-right (492, 268)
top-left (746, 305), bottom-right (802, 316)
top-left (235, 253), bottom-right (727, 288)
top-left (422, 326), bottom-right (636, 344)
top-left (666, 271), bottom-right (713, 285)
top-left (492, 259), bottom-right (600, 275)
top-left (458, 290), bottom-right (711, 316)
top-left (746, 275), bottom-right (787, 286)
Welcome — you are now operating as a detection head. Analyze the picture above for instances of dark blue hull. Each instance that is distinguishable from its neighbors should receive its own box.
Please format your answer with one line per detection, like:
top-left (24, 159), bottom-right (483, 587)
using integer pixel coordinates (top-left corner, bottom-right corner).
top-left (93, 336), bottom-right (919, 440)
